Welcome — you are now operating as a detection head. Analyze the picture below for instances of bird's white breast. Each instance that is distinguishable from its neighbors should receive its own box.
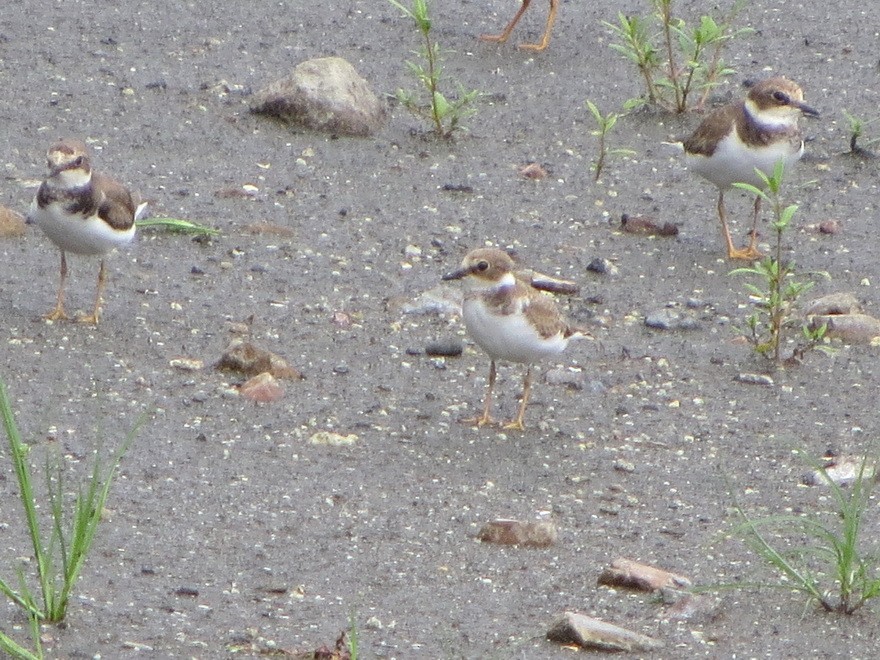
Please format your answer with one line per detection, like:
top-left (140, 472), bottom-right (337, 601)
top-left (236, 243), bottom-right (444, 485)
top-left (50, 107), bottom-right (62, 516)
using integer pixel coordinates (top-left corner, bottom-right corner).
top-left (463, 297), bottom-right (569, 364)
top-left (30, 198), bottom-right (135, 256)
top-left (686, 129), bottom-right (804, 190)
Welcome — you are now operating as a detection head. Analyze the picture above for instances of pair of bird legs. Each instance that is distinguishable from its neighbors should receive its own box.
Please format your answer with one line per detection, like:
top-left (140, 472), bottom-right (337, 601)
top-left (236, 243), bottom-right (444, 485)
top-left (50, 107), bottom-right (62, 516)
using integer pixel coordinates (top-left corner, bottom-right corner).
top-left (481, 0), bottom-right (558, 52)
top-left (718, 191), bottom-right (764, 261)
top-left (465, 360), bottom-right (533, 431)
top-left (45, 251), bottom-right (107, 325)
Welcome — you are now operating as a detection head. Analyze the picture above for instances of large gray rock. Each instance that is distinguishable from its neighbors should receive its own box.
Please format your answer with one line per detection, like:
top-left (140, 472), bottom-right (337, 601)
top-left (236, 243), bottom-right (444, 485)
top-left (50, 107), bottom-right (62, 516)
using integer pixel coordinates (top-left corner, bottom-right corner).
top-left (251, 56), bottom-right (387, 136)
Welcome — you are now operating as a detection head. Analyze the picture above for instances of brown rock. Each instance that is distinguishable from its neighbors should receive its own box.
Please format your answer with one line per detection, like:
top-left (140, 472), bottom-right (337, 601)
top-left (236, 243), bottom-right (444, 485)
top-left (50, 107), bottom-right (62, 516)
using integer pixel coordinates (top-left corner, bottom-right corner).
top-left (804, 292), bottom-right (861, 317)
top-left (251, 57), bottom-right (387, 136)
top-left (818, 219), bottom-right (841, 234)
top-left (0, 205), bottom-right (26, 238)
top-left (240, 372), bottom-right (284, 403)
top-left (598, 558), bottom-right (692, 591)
top-left (518, 269), bottom-right (581, 295)
top-left (620, 213), bottom-right (679, 237)
top-left (518, 162), bottom-right (548, 179)
top-left (216, 339), bottom-right (302, 379)
top-left (547, 611), bottom-right (663, 652)
top-left (810, 313), bottom-right (880, 343)
top-left (477, 519), bottom-right (557, 547)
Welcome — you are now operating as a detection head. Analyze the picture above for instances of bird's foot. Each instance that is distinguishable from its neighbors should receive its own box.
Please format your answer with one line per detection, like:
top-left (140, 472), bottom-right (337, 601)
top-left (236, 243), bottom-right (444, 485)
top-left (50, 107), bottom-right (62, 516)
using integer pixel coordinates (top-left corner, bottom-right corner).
top-left (727, 245), bottom-right (764, 261)
top-left (462, 414), bottom-right (494, 428)
top-left (517, 40), bottom-right (549, 52)
top-left (74, 312), bottom-right (101, 326)
top-left (501, 418), bottom-right (526, 431)
top-left (479, 33), bottom-right (509, 44)
top-left (44, 306), bottom-right (70, 322)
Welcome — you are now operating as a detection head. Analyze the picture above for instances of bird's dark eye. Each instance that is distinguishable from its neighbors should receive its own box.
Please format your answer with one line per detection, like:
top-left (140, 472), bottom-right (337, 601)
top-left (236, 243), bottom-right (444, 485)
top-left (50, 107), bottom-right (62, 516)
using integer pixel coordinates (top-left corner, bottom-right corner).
top-left (72, 156), bottom-right (84, 167)
top-left (476, 261), bottom-right (489, 272)
top-left (772, 91), bottom-right (790, 104)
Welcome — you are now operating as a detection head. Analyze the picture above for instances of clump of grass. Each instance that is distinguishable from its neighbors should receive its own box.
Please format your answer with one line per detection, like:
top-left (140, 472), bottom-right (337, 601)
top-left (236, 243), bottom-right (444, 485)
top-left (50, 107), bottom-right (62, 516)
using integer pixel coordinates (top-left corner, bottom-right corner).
top-left (0, 380), bottom-right (141, 657)
top-left (585, 99), bottom-right (637, 180)
top-left (136, 217), bottom-right (220, 235)
top-left (842, 109), bottom-right (879, 158)
top-left (731, 162), bottom-right (830, 364)
top-left (605, 0), bottom-right (752, 113)
top-left (387, 0), bottom-right (480, 137)
top-left (732, 451), bottom-right (880, 614)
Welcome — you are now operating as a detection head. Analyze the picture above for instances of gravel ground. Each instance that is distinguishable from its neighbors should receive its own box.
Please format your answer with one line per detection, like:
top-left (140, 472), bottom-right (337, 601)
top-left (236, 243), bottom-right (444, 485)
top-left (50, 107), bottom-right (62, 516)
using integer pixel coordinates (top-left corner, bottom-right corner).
top-left (2, 0), bottom-right (880, 657)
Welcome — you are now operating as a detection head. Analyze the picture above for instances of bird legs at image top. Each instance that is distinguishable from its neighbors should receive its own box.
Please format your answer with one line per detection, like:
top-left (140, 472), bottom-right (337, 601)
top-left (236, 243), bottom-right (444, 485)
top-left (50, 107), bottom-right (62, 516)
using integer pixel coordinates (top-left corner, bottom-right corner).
top-left (480, 0), bottom-right (558, 52)
top-left (717, 190), bottom-right (764, 261)
top-left (462, 360), bottom-right (534, 431)
top-left (44, 252), bottom-right (107, 325)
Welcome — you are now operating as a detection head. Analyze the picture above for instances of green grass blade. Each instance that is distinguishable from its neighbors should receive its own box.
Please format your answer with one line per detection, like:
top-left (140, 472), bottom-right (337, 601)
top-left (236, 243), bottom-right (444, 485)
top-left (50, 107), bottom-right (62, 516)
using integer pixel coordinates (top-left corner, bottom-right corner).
top-left (135, 217), bottom-right (220, 235)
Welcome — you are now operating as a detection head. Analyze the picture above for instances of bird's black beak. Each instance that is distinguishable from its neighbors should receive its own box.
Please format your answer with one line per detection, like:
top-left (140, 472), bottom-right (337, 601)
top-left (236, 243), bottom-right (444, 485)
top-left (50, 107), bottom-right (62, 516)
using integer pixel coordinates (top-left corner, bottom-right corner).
top-left (442, 267), bottom-right (469, 281)
top-left (797, 101), bottom-right (820, 118)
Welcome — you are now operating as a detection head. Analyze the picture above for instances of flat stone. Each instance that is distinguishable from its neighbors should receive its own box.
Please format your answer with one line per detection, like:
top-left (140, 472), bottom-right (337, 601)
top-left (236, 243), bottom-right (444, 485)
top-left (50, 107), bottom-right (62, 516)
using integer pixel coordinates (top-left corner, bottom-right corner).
top-left (309, 431), bottom-right (359, 446)
top-left (425, 339), bottom-right (463, 357)
top-left (620, 213), bottom-right (679, 236)
top-left (735, 373), bottom-right (774, 386)
top-left (598, 558), bottom-right (692, 591)
top-left (477, 519), bottom-right (557, 547)
top-left (546, 611), bottom-right (663, 652)
top-left (804, 292), bottom-right (861, 316)
top-left (586, 257), bottom-right (619, 277)
top-left (802, 455), bottom-right (876, 487)
top-left (645, 308), bottom-right (700, 331)
top-left (240, 372), bottom-right (284, 403)
top-left (545, 367), bottom-right (586, 390)
top-left (251, 56), bottom-right (387, 136)
top-left (810, 313), bottom-right (880, 343)
top-left (0, 205), bottom-right (26, 238)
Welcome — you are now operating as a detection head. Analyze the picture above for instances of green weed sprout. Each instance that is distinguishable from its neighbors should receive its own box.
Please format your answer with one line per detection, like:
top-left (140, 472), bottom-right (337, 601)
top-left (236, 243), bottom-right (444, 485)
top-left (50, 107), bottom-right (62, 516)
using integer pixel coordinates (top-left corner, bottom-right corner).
top-left (842, 109), bottom-right (879, 157)
top-left (0, 379), bottom-right (141, 656)
top-left (136, 217), bottom-right (220, 235)
top-left (733, 452), bottom-right (880, 614)
top-left (585, 100), bottom-right (636, 181)
top-left (606, 0), bottom-right (751, 112)
top-left (730, 162), bottom-right (829, 364)
top-left (387, 0), bottom-right (480, 137)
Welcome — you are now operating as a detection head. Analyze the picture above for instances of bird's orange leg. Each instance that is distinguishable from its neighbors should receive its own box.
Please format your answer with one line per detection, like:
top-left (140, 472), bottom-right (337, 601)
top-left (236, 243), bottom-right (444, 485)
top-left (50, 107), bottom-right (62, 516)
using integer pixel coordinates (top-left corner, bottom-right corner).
top-left (481, 0), bottom-right (558, 52)
top-left (742, 194), bottom-right (764, 259)
top-left (718, 190), bottom-right (762, 261)
top-left (463, 360), bottom-right (497, 427)
top-left (503, 366), bottom-right (532, 431)
top-left (77, 259), bottom-right (105, 325)
top-left (480, 0), bottom-right (533, 46)
top-left (520, 0), bottom-right (558, 52)
top-left (45, 251), bottom-right (71, 321)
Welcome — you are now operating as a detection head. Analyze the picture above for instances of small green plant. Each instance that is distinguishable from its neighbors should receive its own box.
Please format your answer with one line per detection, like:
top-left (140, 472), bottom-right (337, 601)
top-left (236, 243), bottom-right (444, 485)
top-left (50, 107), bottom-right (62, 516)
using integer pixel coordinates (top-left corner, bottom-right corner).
top-left (733, 452), bottom-right (880, 614)
top-left (585, 100), bottom-right (637, 180)
top-left (842, 109), bottom-right (879, 157)
top-left (0, 380), bottom-right (141, 657)
top-left (605, 0), bottom-right (751, 112)
top-left (348, 609), bottom-right (359, 660)
top-left (731, 162), bottom-right (829, 364)
top-left (387, 0), bottom-right (480, 137)
top-left (136, 217), bottom-right (220, 235)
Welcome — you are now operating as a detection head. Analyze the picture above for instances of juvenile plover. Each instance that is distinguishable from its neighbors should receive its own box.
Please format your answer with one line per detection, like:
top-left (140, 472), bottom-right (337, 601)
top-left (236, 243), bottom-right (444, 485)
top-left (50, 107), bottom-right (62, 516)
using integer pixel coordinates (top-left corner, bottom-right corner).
top-left (28, 138), bottom-right (142, 324)
top-left (682, 76), bottom-right (819, 260)
top-left (443, 247), bottom-right (583, 430)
